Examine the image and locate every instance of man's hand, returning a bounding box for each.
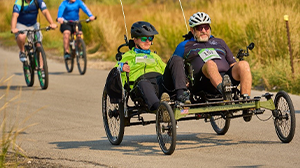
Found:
[11,28,19,34]
[89,16,95,21]
[57,18,64,24]
[50,23,57,29]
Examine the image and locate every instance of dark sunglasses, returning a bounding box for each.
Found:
[195,24,210,31]
[139,36,154,42]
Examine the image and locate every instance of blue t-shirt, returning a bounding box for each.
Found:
[57,0,93,21]
[13,0,47,26]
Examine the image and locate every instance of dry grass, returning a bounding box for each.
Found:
[0,71,41,167]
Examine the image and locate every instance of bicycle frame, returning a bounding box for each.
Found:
[23,27,49,72]
[17,26,51,89]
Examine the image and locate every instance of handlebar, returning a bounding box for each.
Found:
[56,16,97,24]
[11,26,53,34]
[236,42,255,61]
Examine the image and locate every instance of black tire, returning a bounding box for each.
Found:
[76,38,87,75]
[22,52,34,87]
[65,43,74,73]
[243,110,252,122]
[36,46,49,90]
[210,113,231,135]
[273,91,296,143]
[156,102,176,155]
[102,87,125,145]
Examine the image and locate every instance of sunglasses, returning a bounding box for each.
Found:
[139,36,154,42]
[195,24,210,31]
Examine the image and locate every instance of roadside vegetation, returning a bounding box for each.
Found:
[0,0,300,94]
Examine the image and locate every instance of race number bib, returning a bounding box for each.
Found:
[135,55,155,64]
[198,48,221,62]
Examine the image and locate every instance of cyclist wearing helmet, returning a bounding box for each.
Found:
[164,12,252,101]
[116,21,166,111]
[57,0,95,59]
[11,0,57,62]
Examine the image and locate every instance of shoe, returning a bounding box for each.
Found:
[177,91,191,104]
[64,53,71,60]
[222,75,232,101]
[241,94,250,100]
[19,52,27,62]
[160,92,170,102]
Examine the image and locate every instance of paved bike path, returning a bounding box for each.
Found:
[1,47,300,168]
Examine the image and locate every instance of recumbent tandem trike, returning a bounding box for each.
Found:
[102,37,296,155]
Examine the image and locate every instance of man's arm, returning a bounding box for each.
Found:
[11,12,19,33]
[41,9,57,29]
[79,1,95,20]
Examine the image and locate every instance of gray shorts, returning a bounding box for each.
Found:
[15,22,43,42]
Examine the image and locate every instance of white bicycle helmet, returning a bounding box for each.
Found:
[189,12,211,28]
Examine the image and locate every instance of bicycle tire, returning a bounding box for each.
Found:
[156,102,176,155]
[36,46,49,89]
[102,87,125,145]
[76,38,87,75]
[65,42,74,73]
[210,113,231,135]
[22,50,34,87]
[273,91,296,143]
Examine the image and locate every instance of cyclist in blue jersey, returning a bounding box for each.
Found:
[11,0,57,62]
[57,0,95,59]
[163,12,252,101]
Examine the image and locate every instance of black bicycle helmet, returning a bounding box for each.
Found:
[131,21,158,38]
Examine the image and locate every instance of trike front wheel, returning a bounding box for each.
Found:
[156,102,176,155]
[102,87,125,145]
[210,113,231,135]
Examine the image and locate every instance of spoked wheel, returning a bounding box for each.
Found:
[65,43,74,73]
[273,91,296,143]
[156,102,176,155]
[210,113,231,135]
[22,53,34,87]
[76,38,87,75]
[102,87,125,145]
[36,46,48,90]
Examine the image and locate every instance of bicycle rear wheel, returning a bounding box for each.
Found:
[36,46,49,89]
[273,91,295,143]
[76,38,87,75]
[65,43,74,73]
[22,52,34,87]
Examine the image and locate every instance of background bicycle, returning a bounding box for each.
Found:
[60,17,97,75]
[15,26,53,90]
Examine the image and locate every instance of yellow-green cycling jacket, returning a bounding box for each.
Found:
[115,47,166,88]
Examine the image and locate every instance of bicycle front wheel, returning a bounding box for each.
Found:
[36,46,49,89]
[65,43,74,73]
[76,38,87,75]
[23,54,34,87]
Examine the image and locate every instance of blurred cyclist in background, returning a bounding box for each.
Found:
[11,0,57,62]
[57,0,95,60]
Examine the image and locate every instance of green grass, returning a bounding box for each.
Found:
[1,0,300,94]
